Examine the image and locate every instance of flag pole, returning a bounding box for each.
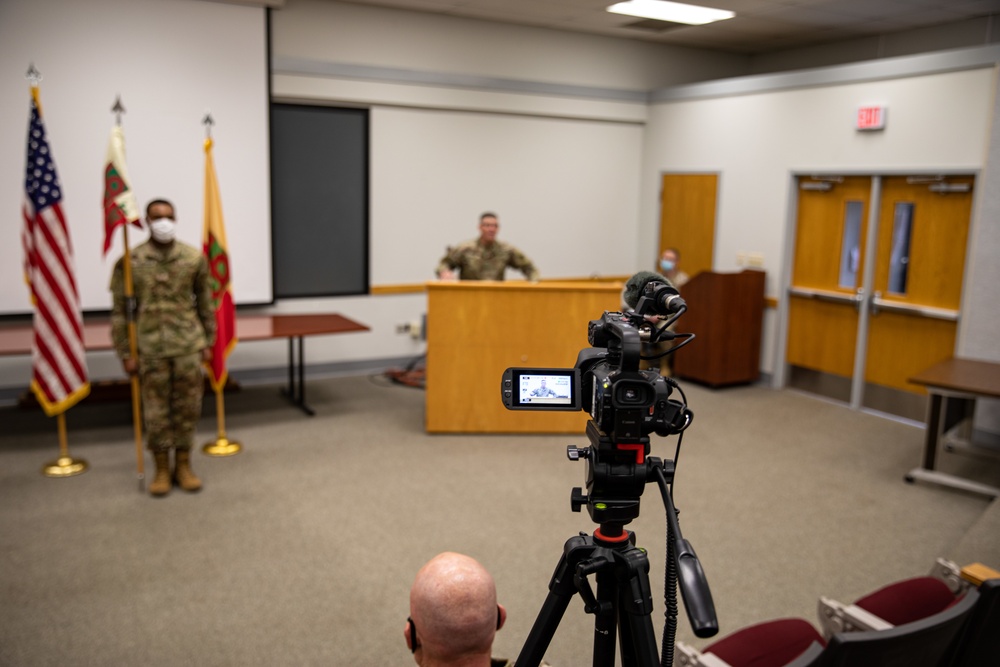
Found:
[201,113,241,457]
[42,412,88,477]
[24,65,89,478]
[113,96,146,491]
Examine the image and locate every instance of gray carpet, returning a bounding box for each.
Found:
[1,375,998,666]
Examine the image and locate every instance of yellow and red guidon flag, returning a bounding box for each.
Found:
[203,137,236,392]
[102,125,141,255]
[22,86,90,415]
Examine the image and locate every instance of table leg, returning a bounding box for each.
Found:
[922,392,943,470]
[906,391,999,498]
[280,336,315,416]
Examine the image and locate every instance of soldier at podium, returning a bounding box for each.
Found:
[435,212,539,281]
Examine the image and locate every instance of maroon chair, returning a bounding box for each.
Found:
[677,574,975,667]
[853,576,957,626]
[697,618,824,667]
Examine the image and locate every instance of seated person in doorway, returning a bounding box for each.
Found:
[658,247,689,289]
[436,212,539,281]
[621,247,690,375]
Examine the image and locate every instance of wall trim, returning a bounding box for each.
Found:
[272,56,651,104]
[651,43,1000,103]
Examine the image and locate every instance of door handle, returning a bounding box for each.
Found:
[789,286,857,305]
[868,294,959,321]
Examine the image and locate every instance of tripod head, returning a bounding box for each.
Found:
[568,421,651,528]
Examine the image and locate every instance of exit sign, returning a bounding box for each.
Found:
[857,105,886,131]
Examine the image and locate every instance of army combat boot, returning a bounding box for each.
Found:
[174,449,202,492]
[149,451,172,497]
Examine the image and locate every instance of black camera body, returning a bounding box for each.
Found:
[502,310,688,441]
[578,312,687,442]
[501,302,692,528]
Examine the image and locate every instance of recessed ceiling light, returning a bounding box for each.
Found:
[607,0,735,26]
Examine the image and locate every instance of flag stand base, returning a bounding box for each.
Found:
[42,456,88,478]
[203,437,241,457]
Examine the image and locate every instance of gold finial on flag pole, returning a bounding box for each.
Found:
[203,111,214,140]
[112,95,125,127]
[25,63,42,87]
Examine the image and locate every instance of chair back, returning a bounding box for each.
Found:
[948,578,1000,667]
[809,587,979,667]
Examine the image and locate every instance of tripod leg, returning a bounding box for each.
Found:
[592,569,619,667]
[618,604,659,667]
[617,548,660,667]
[515,589,573,667]
[516,535,593,667]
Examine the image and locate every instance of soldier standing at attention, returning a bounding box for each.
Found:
[110,199,216,497]
[435,212,539,281]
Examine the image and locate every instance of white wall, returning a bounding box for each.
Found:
[640,63,997,377]
[0,0,272,313]
[5,0,1000,399]
[255,0,749,381]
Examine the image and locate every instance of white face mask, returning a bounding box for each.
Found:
[149,217,176,243]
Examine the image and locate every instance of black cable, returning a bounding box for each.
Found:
[656,464,678,667]
[640,333,696,361]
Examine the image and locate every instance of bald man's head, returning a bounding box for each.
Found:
[407,552,506,664]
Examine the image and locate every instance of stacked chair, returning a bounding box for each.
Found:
[676,559,999,667]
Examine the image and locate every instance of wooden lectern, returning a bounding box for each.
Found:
[672,269,765,387]
[425,280,624,433]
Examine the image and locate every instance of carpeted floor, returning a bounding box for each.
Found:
[1,375,998,666]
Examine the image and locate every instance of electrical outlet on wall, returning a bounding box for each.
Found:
[748,252,764,267]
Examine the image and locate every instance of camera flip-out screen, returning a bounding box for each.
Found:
[501,368,581,411]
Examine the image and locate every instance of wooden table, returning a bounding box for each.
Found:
[0,313,369,416]
[907,357,1000,498]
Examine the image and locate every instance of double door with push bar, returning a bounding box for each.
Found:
[786,174,974,420]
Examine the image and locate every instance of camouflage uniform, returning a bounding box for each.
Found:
[436,239,539,281]
[110,240,216,453]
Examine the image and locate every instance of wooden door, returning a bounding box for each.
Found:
[659,174,717,278]
[862,176,973,416]
[785,174,974,419]
[786,176,872,401]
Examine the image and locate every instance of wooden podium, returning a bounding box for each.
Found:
[425,280,624,433]
[672,270,765,387]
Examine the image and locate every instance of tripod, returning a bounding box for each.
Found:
[514,434,717,667]
[515,522,661,667]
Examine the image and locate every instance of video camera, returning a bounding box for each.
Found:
[503,270,692,438]
[500,271,693,526]
[502,273,718,667]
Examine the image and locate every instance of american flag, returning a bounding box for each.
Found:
[22,90,90,416]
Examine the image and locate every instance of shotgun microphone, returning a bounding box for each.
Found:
[622,270,686,316]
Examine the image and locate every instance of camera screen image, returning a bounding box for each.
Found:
[518,373,573,406]
[501,367,581,411]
